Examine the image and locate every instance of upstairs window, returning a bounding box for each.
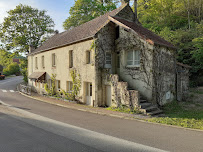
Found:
[52,53,56,67]
[42,56,45,69]
[35,57,38,69]
[69,50,73,68]
[105,52,112,65]
[86,51,91,64]
[127,50,140,67]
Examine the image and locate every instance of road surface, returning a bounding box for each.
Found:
[0,76,202,152]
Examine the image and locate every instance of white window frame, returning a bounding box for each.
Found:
[126,50,140,67]
[67,81,73,93]
[105,52,112,68]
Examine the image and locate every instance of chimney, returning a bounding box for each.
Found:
[54,30,59,35]
[29,45,35,54]
[121,0,130,5]
[134,0,138,22]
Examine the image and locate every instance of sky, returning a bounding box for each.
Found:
[0,0,75,32]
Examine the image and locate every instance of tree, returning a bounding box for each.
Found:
[0,4,55,54]
[0,48,12,67]
[63,0,118,30]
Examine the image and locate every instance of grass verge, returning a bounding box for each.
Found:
[106,106,142,115]
[147,101,203,130]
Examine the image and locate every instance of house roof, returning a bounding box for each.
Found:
[31,4,129,54]
[32,3,176,55]
[109,16,176,49]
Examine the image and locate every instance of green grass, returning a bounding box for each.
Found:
[106,106,142,114]
[147,101,203,130]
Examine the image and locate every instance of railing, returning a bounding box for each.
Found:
[18,84,32,96]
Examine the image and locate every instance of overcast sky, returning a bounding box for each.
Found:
[0,0,75,32]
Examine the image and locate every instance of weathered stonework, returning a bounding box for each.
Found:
[177,63,190,101]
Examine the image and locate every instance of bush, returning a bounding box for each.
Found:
[3,62,20,76]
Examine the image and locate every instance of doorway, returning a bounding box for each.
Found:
[106,85,111,107]
[86,82,92,105]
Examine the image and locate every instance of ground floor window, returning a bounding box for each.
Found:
[57,80,60,90]
[67,81,73,92]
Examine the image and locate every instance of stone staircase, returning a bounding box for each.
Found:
[110,74,164,117]
[139,97,165,117]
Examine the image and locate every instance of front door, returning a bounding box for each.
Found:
[106,85,111,107]
[86,82,92,105]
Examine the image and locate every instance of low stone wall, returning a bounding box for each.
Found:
[111,74,139,109]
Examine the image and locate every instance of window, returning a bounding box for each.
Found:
[67,81,73,92]
[127,50,140,67]
[52,53,56,67]
[105,52,111,65]
[48,79,52,88]
[69,50,73,68]
[42,56,45,68]
[86,51,91,64]
[115,26,120,39]
[35,57,38,69]
[57,80,60,90]
[41,83,45,88]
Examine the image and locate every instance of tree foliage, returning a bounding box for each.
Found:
[137,0,203,84]
[63,0,118,30]
[0,4,55,54]
[0,48,12,67]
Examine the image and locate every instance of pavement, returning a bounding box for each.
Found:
[0,76,203,152]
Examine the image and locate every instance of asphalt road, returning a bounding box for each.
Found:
[0,76,203,152]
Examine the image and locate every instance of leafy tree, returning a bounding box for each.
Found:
[137,0,203,84]
[0,48,12,67]
[19,58,28,83]
[0,4,55,54]
[63,0,118,30]
[3,62,20,76]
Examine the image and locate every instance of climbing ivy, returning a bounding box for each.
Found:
[44,74,56,96]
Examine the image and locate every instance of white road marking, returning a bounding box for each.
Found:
[10,90,15,92]
[2,90,7,92]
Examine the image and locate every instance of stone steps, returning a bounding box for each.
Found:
[139,97,164,117]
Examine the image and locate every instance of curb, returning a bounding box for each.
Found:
[16,91,203,132]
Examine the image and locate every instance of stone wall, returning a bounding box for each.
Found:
[177,63,190,101]
[109,74,139,108]
[152,46,176,105]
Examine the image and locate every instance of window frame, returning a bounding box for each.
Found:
[42,55,45,69]
[35,57,38,69]
[52,53,56,67]
[126,50,140,68]
[86,51,91,64]
[69,50,73,68]
[67,81,73,93]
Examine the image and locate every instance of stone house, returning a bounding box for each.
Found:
[28,2,190,112]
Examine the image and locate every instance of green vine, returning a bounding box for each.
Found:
[62,69,81,101]
[45,74,57,96]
